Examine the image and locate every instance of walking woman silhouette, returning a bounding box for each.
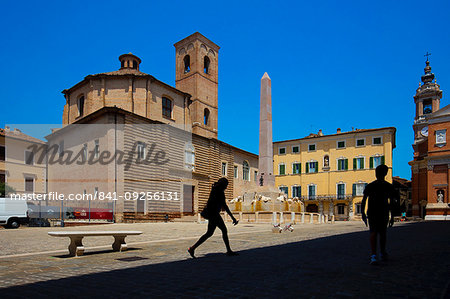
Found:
[188,178,239,258]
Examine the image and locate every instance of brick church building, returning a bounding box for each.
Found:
[46,33,258,222]
[410,58,450,220]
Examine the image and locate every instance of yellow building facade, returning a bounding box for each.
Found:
[273,127,396,220]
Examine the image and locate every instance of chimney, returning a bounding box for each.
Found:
[14,128,21,133]
[4,126,10,132]
[318,129,323,136]
[337,128,341,134]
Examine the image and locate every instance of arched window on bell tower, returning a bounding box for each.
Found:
[423,99,432,114]
[184,55,190,73]
[204,56,210,74]
[204,108,210,125]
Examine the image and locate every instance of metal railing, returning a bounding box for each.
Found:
[298,194,354,201]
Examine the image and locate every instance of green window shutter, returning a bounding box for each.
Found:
[300,163,302,174]
[353,158,357,170]
[305,162,309,173]
[352,184,356,196]
[345,159,348,170]
[381,155,385,165]
[370,157,374,169]
[292,164,295,174]
[315,162,318,173]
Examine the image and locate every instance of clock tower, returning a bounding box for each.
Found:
[409,56,450,219]
[413,58,442,145]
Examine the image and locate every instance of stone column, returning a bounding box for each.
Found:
[272,212,277,225]
[348,199,354,219]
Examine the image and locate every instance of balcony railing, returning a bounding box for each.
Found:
[298,194,354,201]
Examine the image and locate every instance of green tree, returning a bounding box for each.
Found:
[0,183,16,197]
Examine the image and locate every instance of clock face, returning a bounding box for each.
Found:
[437,132,445,143]
[421,126,429,137]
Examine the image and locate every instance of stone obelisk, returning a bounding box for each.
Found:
[258,72,275,189]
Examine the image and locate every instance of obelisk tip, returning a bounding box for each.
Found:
[262,72,271,80]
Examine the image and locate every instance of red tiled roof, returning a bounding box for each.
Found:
[89,68,149,77]
[0,128,45,144]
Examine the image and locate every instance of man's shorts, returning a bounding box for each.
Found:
[368,218,389,233]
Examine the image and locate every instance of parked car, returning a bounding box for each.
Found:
[0,197,29,228]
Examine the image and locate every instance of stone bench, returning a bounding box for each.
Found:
[48,231,142,257]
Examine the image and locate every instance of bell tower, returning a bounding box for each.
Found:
[413,56,442,144]
[174,32,220,139]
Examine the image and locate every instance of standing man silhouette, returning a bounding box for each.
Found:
[361,164,399,265]
[188,178,238,258]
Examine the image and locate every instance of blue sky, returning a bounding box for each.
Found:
[1,0,450,180]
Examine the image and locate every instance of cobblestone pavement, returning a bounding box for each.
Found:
[0,220,449,298]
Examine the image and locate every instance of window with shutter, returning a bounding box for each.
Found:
[308,185,316,200]
[162,97,173,118]
[337,159,347,171]
[373,156,382,168]
[353,183,366,196]
[279,164,285,175]
[279,186,288,195]
[25,177,34,192]
[243,161,250,180]
[337,184,345,199]
[292,163,301,174]
[355,157,364,170]
[292,186,301,198]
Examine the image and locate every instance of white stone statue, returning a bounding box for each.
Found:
[229,196,243,203]
[276,194,286,202]
[437,191,444,203]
